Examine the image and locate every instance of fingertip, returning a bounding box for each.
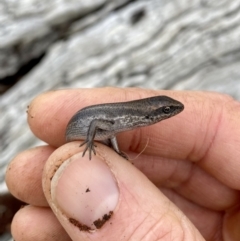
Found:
[42,142,201,240]
[6,146,54,206]
[12,206,71,241]
[28,91,70,147]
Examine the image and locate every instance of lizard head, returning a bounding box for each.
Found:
[145,95,184,122]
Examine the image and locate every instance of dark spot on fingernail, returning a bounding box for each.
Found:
[93,211,113,229]
[69,218,92,231]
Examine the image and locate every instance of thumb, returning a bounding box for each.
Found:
[43,142,204,241]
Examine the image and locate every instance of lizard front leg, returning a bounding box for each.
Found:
[80,119,114,160]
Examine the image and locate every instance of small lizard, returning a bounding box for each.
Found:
[65,95,184,160]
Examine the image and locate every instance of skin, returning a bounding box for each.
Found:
[5,87,240,241]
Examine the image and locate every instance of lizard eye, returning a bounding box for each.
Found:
[163,106,171,114]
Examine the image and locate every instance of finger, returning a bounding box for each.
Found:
[161,188,222,239]
[6,146,55,206]
[28,88,240,191]
[133,155,240,211]
[27,87,183,148]
[42,142,205,241]
[11,205,71,241]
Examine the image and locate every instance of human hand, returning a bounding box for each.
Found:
[6,88,240,240]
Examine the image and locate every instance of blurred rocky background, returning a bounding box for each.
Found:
[1,0,240,240]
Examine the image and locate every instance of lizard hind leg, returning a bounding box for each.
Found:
[110,136,129,160]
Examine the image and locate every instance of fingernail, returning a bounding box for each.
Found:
[50,152,119,230]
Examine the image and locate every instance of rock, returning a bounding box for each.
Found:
[0,0,126,79]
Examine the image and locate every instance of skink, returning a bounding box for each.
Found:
[65,95,184,160]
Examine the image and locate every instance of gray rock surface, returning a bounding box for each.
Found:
[1,0,240,239]
[0,0,127,79]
